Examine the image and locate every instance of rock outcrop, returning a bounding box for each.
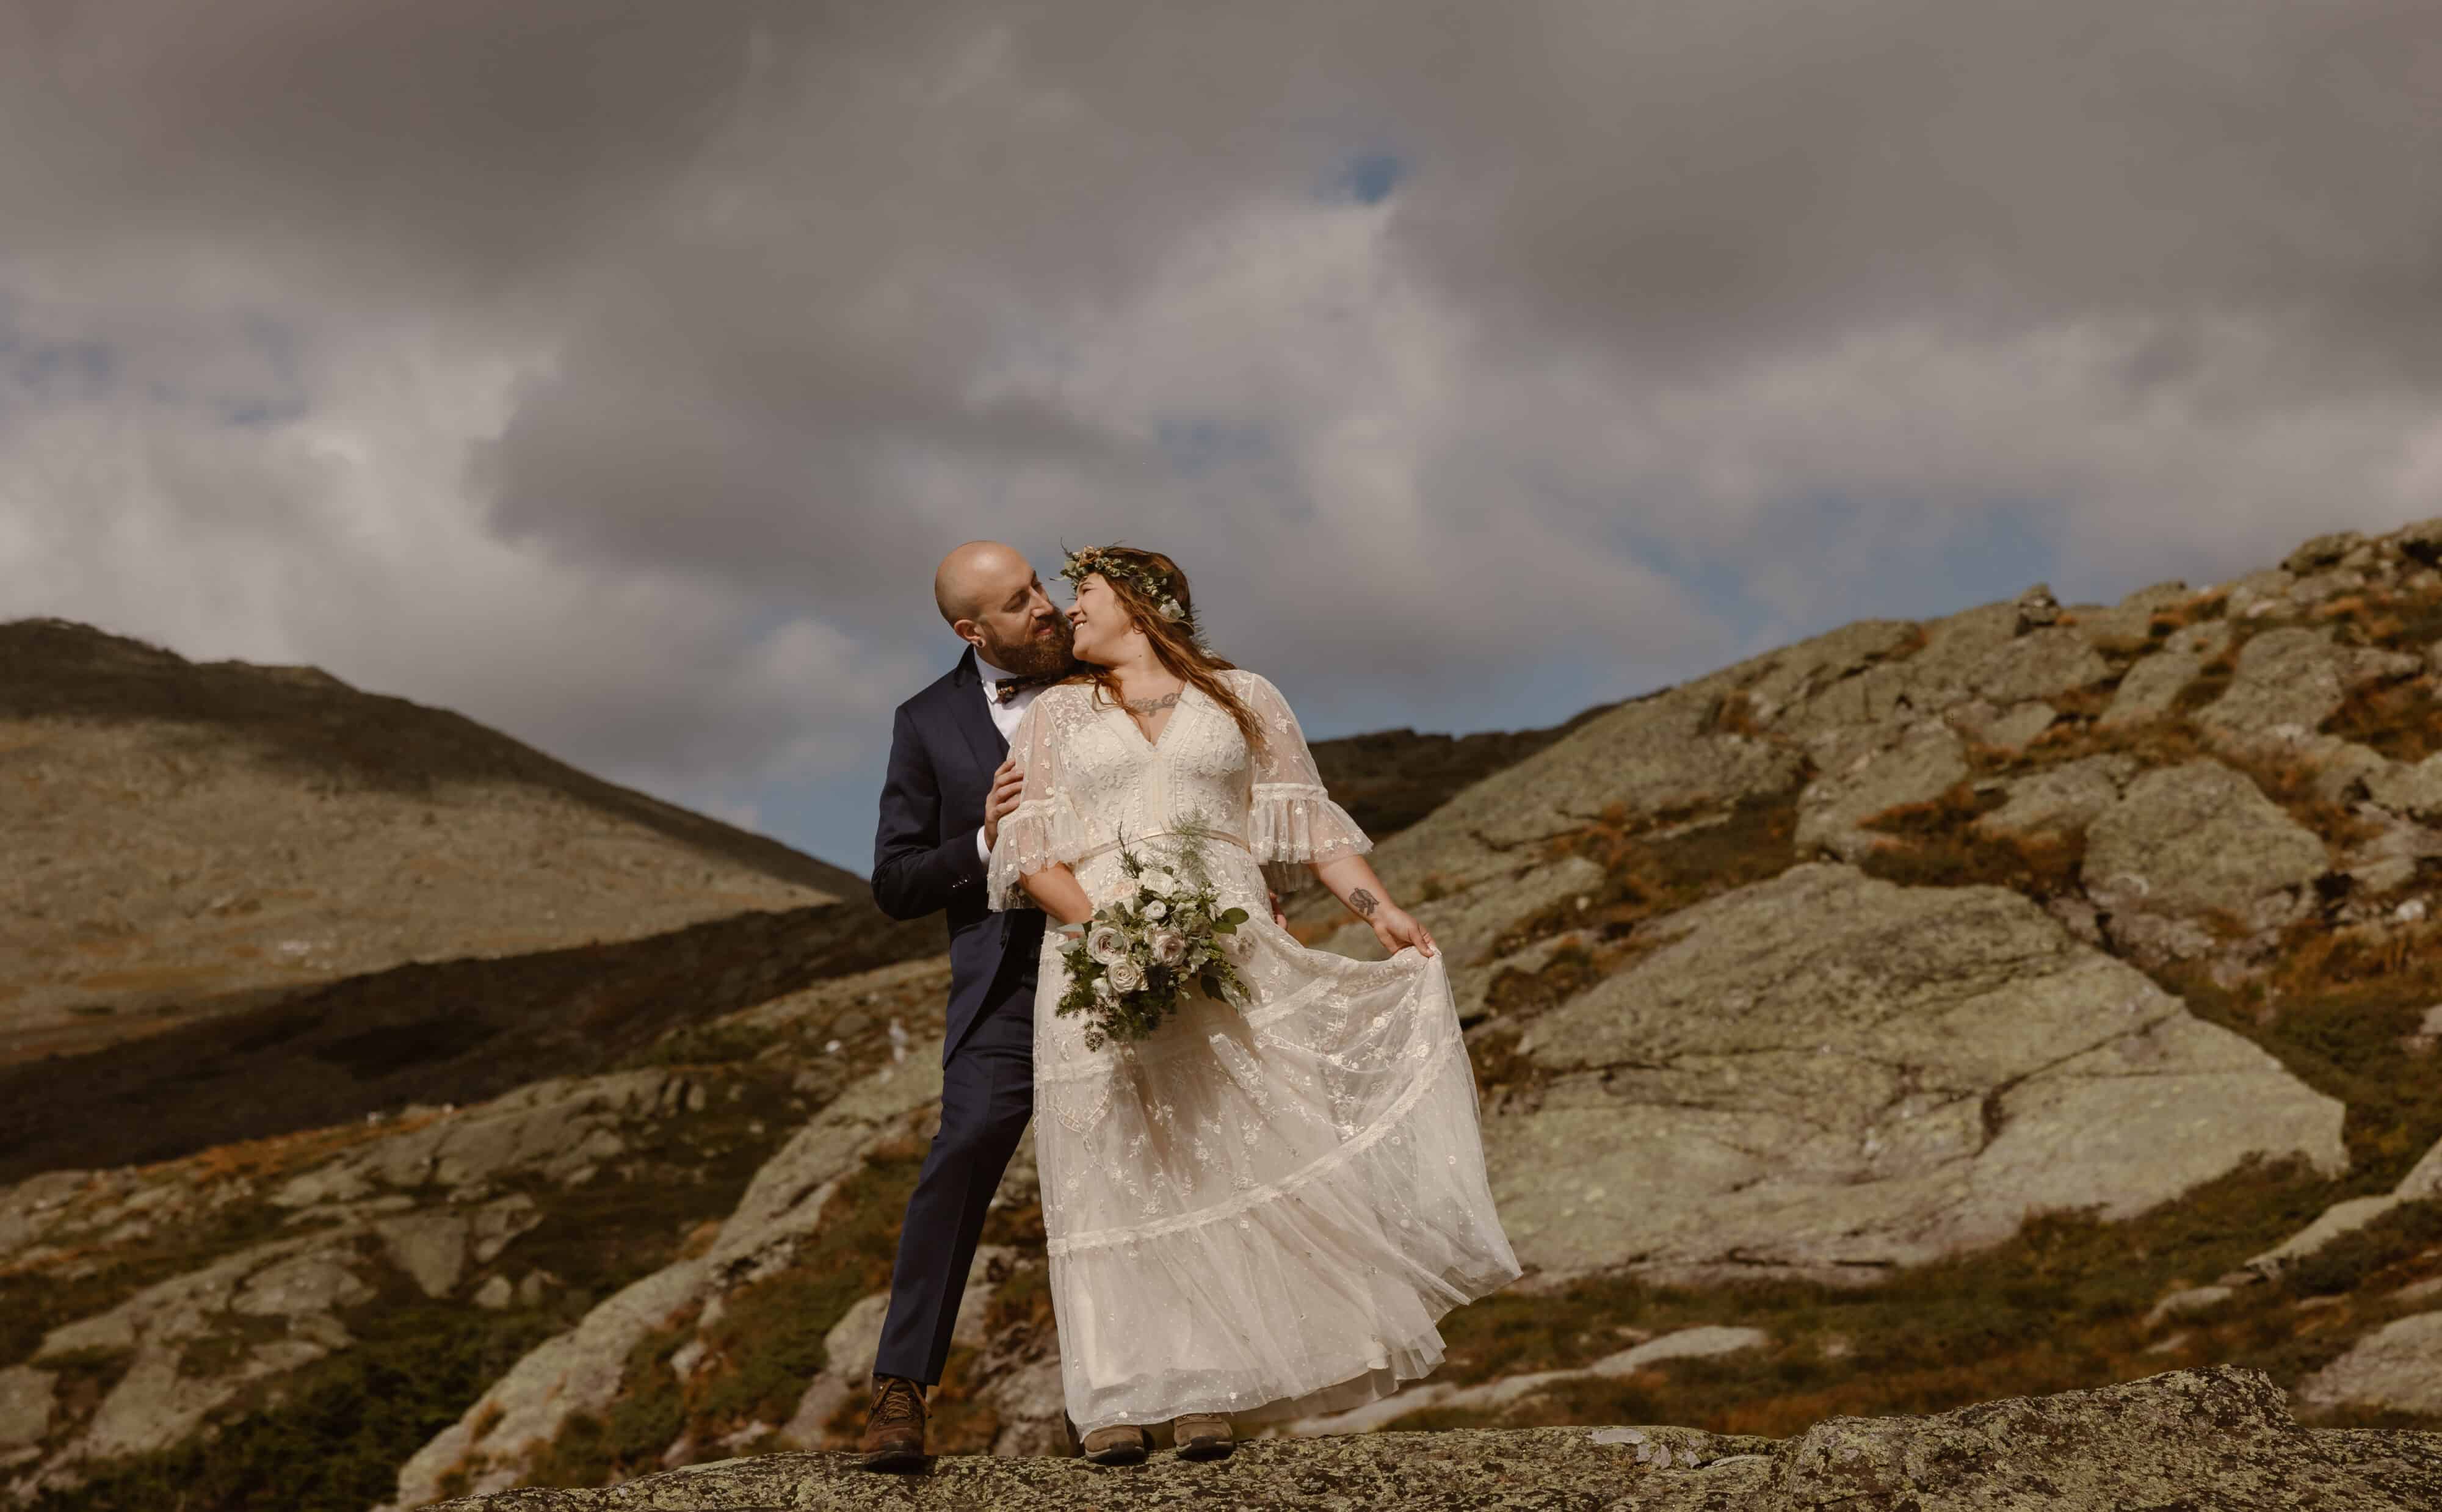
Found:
[2081,758,2332,968]
[2192,626,2420,742]
[2097,620,2230,727]
[31,1231,375,1468]
[2367,753,2442,822]
[1795,718,1968,862]
[0,1045,838,1502]
[1484,864,2346,1280]
[1311,853,1608,1024]
[382,983,1068,1508]
[1287,1325,1772,1435]
[1972,752,2137,837]
[2302,1312,2442,1417]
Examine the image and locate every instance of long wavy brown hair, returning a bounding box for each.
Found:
[1066,546,1267,756]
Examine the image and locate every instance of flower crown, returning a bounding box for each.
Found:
[1060,546,1194,632]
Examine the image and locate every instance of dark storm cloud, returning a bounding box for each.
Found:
[1383,4,2442,378]
[0,1,824,313]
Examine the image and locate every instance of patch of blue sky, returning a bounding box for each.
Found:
[216,396,310,429]
[767,768,896,880]
[241,308,305,393]
[1609,523,1763,635]
[1325,151,1405,206]
[0,288,115,405]
[1610,493,2067,653]
[142,376,308,429]
[1932,502,2063,609]
[207,311,311,430]
[6,337,114,402]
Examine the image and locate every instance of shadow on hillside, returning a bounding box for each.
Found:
[1306,701,1619,838]
[0,898,941,1185]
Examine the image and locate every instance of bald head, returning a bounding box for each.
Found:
[935,540,1031,624]
[933,540,1074,675]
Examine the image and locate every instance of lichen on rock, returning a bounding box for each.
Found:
[411,1366,2442,1510]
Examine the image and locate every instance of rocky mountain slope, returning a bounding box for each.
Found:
[8,518,2442,1510]
[0,618,875,1065]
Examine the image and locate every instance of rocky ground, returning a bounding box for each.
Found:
[8,519,2442,1509]
[421,1366,2442,1511]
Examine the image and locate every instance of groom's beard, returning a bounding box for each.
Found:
[984,613,1075,676]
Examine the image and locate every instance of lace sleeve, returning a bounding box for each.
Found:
[986,691,1092,911]
[1238,671,1371,893]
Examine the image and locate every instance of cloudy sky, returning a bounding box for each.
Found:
[4,2,2437,872]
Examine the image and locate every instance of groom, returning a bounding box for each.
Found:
[858,540,1073,1470]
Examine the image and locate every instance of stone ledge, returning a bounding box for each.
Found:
[426,1366,2442,1511]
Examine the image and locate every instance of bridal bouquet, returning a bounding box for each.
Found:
[1054,817,1253,1051]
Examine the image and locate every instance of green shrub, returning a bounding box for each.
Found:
[2282,1198,2442,1300]
[693,1150,923,1427]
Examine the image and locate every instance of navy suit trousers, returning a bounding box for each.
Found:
[871,965,1035,1386]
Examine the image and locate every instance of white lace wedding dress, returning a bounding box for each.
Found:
[987,668,1520,1434]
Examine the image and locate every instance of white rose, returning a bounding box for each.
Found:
[1086,924,1129,966]
[1140,870,1179,897]
[1142,899,1168,922]
[1106,958,1147,993]
[1150,930,1188,966]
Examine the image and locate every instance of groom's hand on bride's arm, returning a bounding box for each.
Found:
[982,755,1023,848]
[1018,862,1096,928]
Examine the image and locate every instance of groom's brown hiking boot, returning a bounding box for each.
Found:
[859,1374,927,1471]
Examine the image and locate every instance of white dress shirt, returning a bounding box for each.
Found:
[975,651,1047,864]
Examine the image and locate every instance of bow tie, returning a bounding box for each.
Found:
[991,668,1069,704]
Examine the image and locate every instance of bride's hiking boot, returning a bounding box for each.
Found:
[859,1374,927,1471]
[1080,1423,1150,1466]
[1173,1412,1234,1460]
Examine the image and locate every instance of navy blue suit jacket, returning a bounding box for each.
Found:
[871,646,1045,1064]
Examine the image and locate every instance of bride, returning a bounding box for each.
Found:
[987,544,1521,1464]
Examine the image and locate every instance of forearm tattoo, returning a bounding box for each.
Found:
[1348,888,1379,918]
